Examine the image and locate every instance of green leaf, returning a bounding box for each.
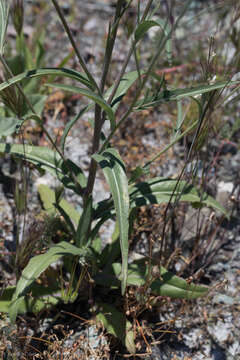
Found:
[0,67,94,91]
[46,83,116,131]
[6,54,25,76]
[95,262,208,300]
[60,105,89,152]
[129,165,150,184]
[63,70,146,126]
[135,80,240,110]
[124,262,208,297]
[9,241,91,322]
[35,38,46,68]
[135,19,172,63]
[55,202,76,235]
[20,94,47,117]
[93,148,129,295]
[129,177,229,218]
[0,117,23,136]
[0,285,60,314]
[96,303,135,354]
[91,236,102,255]
[93,177,229,221]
[99,220,121,270]
[75,196,92,247]
[38,184,80,226]
[104,70,145,112]
[0,143,87,193]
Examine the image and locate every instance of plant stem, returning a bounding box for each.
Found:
[106,0,154,106]
[100,0,124,93]
[84,104,102,204]
[83,0,152,181]
[51,0,100,94]
[100,0,192,151]
[84,0,126,203]
[144,120,199,168]
[158,90,217,266]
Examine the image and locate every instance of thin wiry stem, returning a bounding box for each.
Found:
[106,0,154,107]
[101,0,192,152]
[51,0,100,94]
[158,90,218,267]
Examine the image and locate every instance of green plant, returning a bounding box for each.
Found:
[0,1,47,127]
[0,0,238,354]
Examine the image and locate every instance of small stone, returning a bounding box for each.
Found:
[217,181,234,193]
[208,321,233,343]
[83,17,99,33]
[212,294,235,306]
[228,341,240,357]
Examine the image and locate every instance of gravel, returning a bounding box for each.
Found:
[1,1,240,359]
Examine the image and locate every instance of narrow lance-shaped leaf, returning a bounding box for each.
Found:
[94,262,208,300]
[57,69,146,134]
[104,70,145,112]
[135,80,240,110]
[46,83,116,131]
[0,143,87,193]
[60,105,89,152]
[121,262,208,299]
[93,148,129,295]
[75,195,93,247]
[38,184,80,227]
[129,177,229,218]
[0,117,23,137]
[0,285,60,314]
[9,241,91,322]
[135,19,172,63]
[96,303,135,354]
[93,177,229,221]
[0,67,94,91]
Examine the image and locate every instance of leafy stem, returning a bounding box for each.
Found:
[101,0,192,152]
[84,0,127,204]
[106,0,154,107]
[51,0,100,94]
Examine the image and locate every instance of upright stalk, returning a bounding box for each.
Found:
[100,0,192,152]
[83,0,126,203]
[106,0,154,106]
[84,0,155,204]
